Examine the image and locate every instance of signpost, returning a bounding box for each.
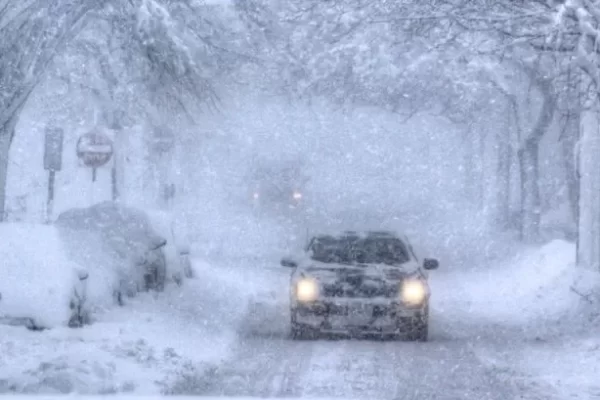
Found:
[43,127,64,223]
[76,129,114,182]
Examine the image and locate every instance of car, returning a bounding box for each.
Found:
[281,230,439,341]
[0,202,192,330]
[247,160,309,217]
[0,223,95,330]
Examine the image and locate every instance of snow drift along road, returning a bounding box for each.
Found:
[433,239,600,339]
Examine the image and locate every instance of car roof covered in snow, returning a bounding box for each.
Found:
[55,201,167,258]
[308,230,408,243]
[304,230,414,253]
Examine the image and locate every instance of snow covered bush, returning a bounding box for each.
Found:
[144,209,193,282]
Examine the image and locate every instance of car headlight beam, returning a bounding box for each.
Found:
[295,278,319,302]
[401,279,427,306]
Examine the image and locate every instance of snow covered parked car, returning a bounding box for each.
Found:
[55,202,193,300]
[281,230,439,341]
[0,202,192,330]
[0,224,93,330]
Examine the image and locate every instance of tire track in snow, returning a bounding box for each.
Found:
[173,331,563,399]
[173,334,314,397]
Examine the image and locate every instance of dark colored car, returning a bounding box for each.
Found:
[281,230,439,341]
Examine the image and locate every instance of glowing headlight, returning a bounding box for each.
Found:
[253,192,260,200]
[292,191,302,200]
[295,278,319,302]
[401,279,427,306]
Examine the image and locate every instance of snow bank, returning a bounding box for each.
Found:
[439,240,600,398]
[0,224,83,328]
[0,259,238,395]
[434,239,600,329]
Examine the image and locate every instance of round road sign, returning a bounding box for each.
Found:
[76,129,114,168]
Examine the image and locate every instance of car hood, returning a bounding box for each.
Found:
[297,261,423,298]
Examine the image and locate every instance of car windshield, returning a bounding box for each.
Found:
[308,235,410,265]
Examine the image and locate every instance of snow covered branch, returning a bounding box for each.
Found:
[0,0,103,136]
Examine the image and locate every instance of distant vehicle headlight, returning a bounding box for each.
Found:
[292,191,302,200]
[253,192,260,200]
[401,279,427,306]
[295,278,319,302]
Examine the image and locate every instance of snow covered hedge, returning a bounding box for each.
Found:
[0,202,192,329]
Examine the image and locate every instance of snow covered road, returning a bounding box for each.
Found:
[167,240,598,400]
[1,240,598,399]
[169,318,556,399]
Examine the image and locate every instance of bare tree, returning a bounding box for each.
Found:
[0,0,107,220]
[0,0,233,217]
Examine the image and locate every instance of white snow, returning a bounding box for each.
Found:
[0,223,83,328]
[433,239,600,399]
[2,220,599,397]
[435,239,598,327]
[145,208,191,280]
[0,259,240,395]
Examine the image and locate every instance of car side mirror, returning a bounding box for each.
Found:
[280,258,298,268]
[423,258,439,270]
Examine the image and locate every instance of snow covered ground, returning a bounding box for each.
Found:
[0,223,86,328]
[433,239,600,399]
[1,234,599,398]
[0,259,245,395]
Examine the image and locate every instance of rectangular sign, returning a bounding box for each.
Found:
[43,126,64,171]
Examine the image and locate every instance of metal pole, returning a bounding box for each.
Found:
[111,130,119,202]
[46,170,55,224]
[111,163,118,201]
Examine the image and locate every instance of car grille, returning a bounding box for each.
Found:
[321,282,399,298]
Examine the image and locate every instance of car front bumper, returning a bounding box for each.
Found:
[292,299,427,335]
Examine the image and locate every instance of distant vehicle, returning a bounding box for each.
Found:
[281,230,439,341]
[248,160,309,216]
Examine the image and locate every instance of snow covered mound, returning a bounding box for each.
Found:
[0,224,83,328]
[144,208,192,280]
[0,280,236,395]
[435,239,600,329]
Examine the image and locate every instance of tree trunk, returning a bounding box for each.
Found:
[560,106,580,240]
[496,113,512,229]
[517,138,542,241]
[516,72,556,242]
[477,126,486,211]
[578,104,600,270]
[462,126,477,201]
[0,114,19,222]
